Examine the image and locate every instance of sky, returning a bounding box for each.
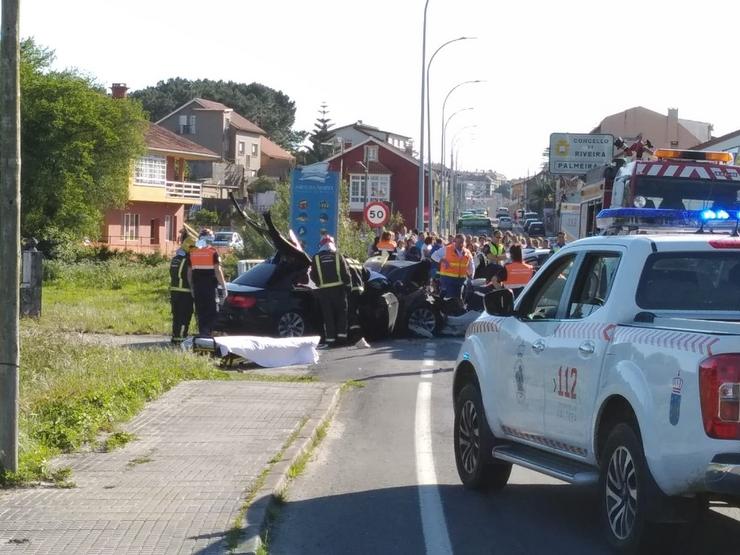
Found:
[18,0,740,179]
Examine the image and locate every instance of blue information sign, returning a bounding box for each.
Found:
[290,163,340,256]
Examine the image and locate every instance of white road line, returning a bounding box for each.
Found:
[415,381,453,555]
[423,359,435,366]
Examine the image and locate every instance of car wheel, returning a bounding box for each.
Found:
[406,305,439,337]
[276,311,307,338]
[454,383,511,491]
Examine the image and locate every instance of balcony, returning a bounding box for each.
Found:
[166,180,201,200]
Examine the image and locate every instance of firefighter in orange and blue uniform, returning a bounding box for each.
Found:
[187,229,228,336]
[432,233,474,299]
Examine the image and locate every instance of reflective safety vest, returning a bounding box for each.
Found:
[438,244,472,279]
[504,261,534,287]
[189,246,218,270]
[313,252,344,288]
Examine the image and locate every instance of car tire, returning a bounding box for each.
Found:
[454,383,511,491]
[405,305,440,338]
[276,311,307,338]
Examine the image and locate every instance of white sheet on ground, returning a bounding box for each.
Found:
[213,335,321,368]
[440,311,482,336]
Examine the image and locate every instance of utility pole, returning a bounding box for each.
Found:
[0,0,21,473]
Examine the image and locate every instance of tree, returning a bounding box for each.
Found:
[130,78,307,149]
[306,103,334,163]
[19,39,147,242]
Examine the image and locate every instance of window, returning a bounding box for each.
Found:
[164,215,177,242]
[178,114,196,134]
[566,253,621,319]
[365,145,379,162]
[251,143,259,156]
[123,213,140,240]
[150,219,160,245]
[238,141,245,155]
[134,155,166,186]
[637,252,740,312]
[520,255,576,320]
[349,174,390,209]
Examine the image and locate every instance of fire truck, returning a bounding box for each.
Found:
[567,149,740,238]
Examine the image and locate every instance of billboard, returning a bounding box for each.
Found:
[549,133,613,175]
[290,162,340,256]
[559,202,581,240]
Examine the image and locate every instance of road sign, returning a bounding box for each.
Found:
[549,133,614,175]
[364,201,390,228]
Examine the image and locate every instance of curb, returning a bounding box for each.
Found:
[233,383,341,555]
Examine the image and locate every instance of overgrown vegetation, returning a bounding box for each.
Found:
[0,326,236,487]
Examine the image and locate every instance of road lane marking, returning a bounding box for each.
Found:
[415,381,453,555]
[423,359,435,366]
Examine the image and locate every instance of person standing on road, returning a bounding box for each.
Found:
[489,231,507,265]
[169,233,195,344]
[432,233,474,299]
[187,228,228,337]
[310,235,351,348]
[345,256,369,340]
[551,231,567,253]
[501,244,534,290]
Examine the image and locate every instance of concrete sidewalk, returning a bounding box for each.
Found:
[0,380,337,554]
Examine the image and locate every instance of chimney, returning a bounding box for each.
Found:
[111,83,128,99]
[667,107,679,148]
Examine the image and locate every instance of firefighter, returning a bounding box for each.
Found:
[309,235,351,348]
[187,228,227,336]
[432,233,474,300]
[501,244,534,290]
[345,257,369,340]
[169,233,195,344]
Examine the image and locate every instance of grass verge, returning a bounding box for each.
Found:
[0,324,237,487]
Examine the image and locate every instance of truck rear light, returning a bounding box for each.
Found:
[699,354,740,440]
[227,295,257,309]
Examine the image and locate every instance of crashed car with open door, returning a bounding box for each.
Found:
[216,196,398,339]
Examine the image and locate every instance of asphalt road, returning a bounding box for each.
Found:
[268,338,740,555]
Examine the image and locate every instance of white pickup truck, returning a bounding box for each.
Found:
[453,234,740,552]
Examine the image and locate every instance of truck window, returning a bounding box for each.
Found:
[566,252,621,319]
[519,255,576,320]
[637,252,740,311]
[634,177,740,211]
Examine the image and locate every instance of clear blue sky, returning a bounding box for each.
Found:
[19,0,740,178]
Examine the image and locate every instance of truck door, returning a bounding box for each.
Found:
[497,254,578,443]
[543,250,622,458]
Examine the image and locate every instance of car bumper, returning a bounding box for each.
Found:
[705,454,740,496]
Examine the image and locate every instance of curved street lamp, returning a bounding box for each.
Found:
[425,36,475,233]
[443,125,477,232]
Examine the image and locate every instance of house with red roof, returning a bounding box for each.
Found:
[101,122,219,255]
[324,137,431,228]
[260,136,295,180]
[156,98,267,197]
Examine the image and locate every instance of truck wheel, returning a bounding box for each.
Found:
[600,422,666,552]
[454,383,511,491]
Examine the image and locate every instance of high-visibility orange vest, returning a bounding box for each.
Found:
[504,261,533,287]
[189,246,217,270]
[438,244,472,279]
[376,240,397,251]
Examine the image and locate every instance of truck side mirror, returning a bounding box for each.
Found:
[483,289,515,316]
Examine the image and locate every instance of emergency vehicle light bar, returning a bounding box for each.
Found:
[654,149,734,163]
[596,208,740,231]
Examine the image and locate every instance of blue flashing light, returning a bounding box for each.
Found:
[701,209,717,221]
[717,210,731,220]
[597,208,739,222]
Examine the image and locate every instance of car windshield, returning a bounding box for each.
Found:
[232,262,275,288]
[214,233,233,242]
[636,251,740,312]
[634,176,740,211]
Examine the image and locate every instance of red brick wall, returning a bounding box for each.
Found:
[327,140,429,229]
[103,202,185,255]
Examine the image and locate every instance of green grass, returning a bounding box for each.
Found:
[39,259,171,334]
[100,431,137,452]
[0,325,237,487]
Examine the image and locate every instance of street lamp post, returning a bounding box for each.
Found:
[442,124,477,233]
[425,36,474,234]
[417,0,430,232]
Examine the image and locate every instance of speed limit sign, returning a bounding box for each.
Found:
[364,201,390,228]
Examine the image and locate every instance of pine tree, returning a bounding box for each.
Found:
[308,103,334,162]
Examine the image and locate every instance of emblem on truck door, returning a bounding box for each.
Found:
[515,342,526,402]
[669,371,683,426]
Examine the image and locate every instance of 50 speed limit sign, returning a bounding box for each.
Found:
[364,201,390,228]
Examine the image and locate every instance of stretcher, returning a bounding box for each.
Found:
[184,335,321,368]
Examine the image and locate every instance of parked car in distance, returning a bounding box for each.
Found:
[212,231,244,251]
[497,216,513,230]
[526,222,546,237]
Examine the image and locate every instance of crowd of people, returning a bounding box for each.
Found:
[367,226,567,299]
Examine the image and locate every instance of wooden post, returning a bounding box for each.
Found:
[0,0,21,473]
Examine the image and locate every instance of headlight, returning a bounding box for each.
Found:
[633,195,647,208]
